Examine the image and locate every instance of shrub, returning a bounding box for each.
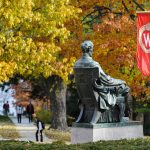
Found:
[135,108,150,113]
[144,124,150,135]
[36,109,51,124]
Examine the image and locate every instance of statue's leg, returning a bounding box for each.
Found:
[90,107,101,124]
[118,102,125,121]
[125,93,133,119]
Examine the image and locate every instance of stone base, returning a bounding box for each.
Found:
[71,121,143,144]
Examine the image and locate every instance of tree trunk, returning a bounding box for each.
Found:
[49,76,68,130]
[32,75,68,131]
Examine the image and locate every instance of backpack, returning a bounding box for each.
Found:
[41,122,45,130]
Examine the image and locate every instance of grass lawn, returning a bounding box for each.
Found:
[0,137,150,150]
[44,126,70,142]
[0,115,20,139]
[0,115,150,149]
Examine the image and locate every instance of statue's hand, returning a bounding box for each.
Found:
[115,84,124,95]
[114,86,120,95]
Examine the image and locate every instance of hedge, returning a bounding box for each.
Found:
[0,138,150,150]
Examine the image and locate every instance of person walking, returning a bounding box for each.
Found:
[16,104,23,123]
[26,101,34,123]
[35,116,45,142]
[3,101,9,116]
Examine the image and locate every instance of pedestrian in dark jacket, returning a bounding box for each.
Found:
[35,116,45,142]
[3,101,9,116]
[26,101,34,123]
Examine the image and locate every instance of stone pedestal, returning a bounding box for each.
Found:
[71,121,143,144]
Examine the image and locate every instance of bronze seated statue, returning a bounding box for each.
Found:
[73,41,131,123]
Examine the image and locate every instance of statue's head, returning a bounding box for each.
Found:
[81,40,94,57]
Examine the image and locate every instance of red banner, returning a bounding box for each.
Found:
[136,12,150,76]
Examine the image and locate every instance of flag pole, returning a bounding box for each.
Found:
[137,11,150,14]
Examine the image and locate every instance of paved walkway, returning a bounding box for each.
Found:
[9,116,53,143]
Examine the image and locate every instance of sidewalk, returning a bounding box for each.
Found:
[9,116,53,143]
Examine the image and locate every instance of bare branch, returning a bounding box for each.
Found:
[122,0,130,13]
[132,0,145,11]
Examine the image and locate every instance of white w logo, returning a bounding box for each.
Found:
[143,33,150,47]
[139,23,150,53]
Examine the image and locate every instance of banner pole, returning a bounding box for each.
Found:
[137,11,150,14]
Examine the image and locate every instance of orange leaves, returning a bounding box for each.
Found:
[12,81,32,102]
[93,24,100,32]
[60,0,150,102]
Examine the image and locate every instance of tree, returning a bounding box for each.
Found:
[0,0,81,130]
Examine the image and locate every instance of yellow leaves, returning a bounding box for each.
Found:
[0,0,33,28]
[63,58,67,63]
[44,56,76,83]
[0,0,81,83]
[0,34,6,44]
[0,61,16,83]
[0,48,4,56]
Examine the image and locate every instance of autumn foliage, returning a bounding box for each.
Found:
[61,0,150,104]
[0,0,150,105]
